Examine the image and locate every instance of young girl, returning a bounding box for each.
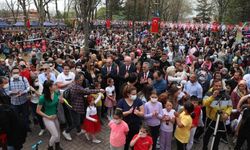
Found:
[82,94,102,143]
[160,100,175,150]
[144,90,163,150]
[130,124,153,150]
[105,78,116,120]
[174,101,194,150]
[109,109,129,150]
[92,82,105,124]
[186,96,201,150]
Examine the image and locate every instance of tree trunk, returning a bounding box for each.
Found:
[46,3,51,21]
[55,0,59,18]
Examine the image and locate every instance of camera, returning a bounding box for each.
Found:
[218,89,226,99]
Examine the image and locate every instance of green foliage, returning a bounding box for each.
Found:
[195,0,212,23]
[97,7,106,19]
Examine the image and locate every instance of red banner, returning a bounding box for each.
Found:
[106,19,111,29]
[151,17,160,33]
[211,22,219,32]
[26,19,30,29]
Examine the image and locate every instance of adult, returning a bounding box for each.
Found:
[152,71,167,95]
[56,64,75,92]
[202,80,233,150]
[62,73,104,141]
[138,62,153,90]
[183,73,203,99]
[0,76,10,105]
[118,56,136,83]
[6,67,30,132]
[38,64,57,85]
[36,80,63,150]
[117,85,144,150]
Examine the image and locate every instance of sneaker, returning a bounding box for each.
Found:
[76,129,86,136]
[38,129,45,136]
[221,138,228,144]
[85,133,90,141]
[92,139,101,143]
[62,131,72,141]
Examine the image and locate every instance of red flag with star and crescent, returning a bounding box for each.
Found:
[151,17,160,33]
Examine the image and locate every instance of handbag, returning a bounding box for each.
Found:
[57,102,66,124]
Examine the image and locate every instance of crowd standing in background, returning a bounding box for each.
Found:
[0,24,250,150]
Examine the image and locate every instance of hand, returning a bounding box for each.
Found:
[174,112,179,118]
[128,107,134,114]
[59,95,64,103]
[222,113,229,121]
[93,119,98,123]
[125,72,129,78]
[134,109,140,116]
[153,111,158,117]
[48,115,57,120]
[212,90,220,98]
[100,89,105,93]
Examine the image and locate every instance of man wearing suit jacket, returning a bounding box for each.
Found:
[118,56,136,80]
[101,57,118,87]
[138,62,153,91]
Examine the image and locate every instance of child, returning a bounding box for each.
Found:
[105,78,116,120]
[109,109,129,150]
[174,101,194,150]
[92,82,105,124]
[160,100,175,150]
[130,124,153,150]
[186,96,201,150]
[82,94,102,143]
[144,90,163,150]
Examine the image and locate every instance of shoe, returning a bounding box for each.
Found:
[221,138,228,144]
[62,131,72,141]
[55,142,63,150]
[92,139,101,143]
[76,129,86,136]
[38,129,45,136]
[85,133,90,141]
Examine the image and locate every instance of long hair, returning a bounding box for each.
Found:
[43,80,53,101]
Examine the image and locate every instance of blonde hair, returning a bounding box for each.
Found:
[166,66,176,76]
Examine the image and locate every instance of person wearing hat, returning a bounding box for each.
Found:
[186,96,201,150]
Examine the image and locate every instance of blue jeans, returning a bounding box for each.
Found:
[11,101,30,131]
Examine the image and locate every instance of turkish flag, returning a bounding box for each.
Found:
[211,22,219,32]
[129,21,133,28]
[106,19,111,29]
[151,17,160,33]
[26,19,30,29]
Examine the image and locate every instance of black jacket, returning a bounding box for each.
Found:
[0,105,27,149]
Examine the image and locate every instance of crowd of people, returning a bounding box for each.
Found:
[0,24,250,150]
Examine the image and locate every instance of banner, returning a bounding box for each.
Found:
[151,17,160,33]
[211,22,219,32]
[106,19,111,29]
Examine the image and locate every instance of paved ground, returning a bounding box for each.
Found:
[23,119,234,150]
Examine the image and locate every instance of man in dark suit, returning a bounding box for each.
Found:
[138,62,153,91]
[101,57,118,87]
[118,56,136,81]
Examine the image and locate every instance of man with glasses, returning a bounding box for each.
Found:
[38,64,56,85]
[6,67,31,131]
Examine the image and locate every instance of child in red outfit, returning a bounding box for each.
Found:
[82,94,102,143]
[130,124,153,150]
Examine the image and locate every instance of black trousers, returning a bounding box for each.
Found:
[234,127,250,150]
[202,118,225,150]
[124,125,140,150]
[66,109,84,133]
[176,139,187,150]
[149,125,160,150]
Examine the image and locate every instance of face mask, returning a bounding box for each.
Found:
[76,68,81,72]
[151,98,158,103]
[13,74,19,79]
[130,95,137,101]
[114,119,121,124]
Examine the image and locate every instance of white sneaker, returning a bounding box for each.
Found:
[62,130,72,141]
[76,129,86,136]
[92,139,101,144]
[38,129,45,136]
[85,133,90,141]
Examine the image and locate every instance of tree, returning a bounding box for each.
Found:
[195,0,213,23]
[5,0,20,22]
[213,0,230,22]
[18,0,31,28]
[33,0,53,26]
[74,0,101,53]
